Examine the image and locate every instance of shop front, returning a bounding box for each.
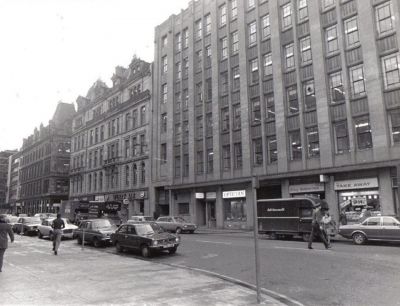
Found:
[223,190,247,229]
[289,183,325,199]
[195,192,216,228]
[112,190,148,219]
[335,178,381,224]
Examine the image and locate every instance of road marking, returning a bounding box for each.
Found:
[274,246,331,252]
[196,240,232,245]
[202,253,219,259]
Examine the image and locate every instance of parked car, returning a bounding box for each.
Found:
[5,215,19,227]
[34,213,57,221]
[111,222,180,257]
[73,219,117,247]
[13,217,42,235]
[38,218,78,240]
[127,216,155,223]
[339,216,400,245]
[156,216,197,234]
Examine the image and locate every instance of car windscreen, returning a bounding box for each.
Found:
[150,222,164,232]
[175,217,187,223]
[26,217,41,224]
[135,224,155,236]
[92,219,112,229]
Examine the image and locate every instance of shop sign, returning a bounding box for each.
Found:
[334,178,378,190]
[195,193,204,199]
[289,183,325,194]
[95,195,105,202]
[113,191,148,201]
[223,190,246,198]
[123,199,129,205]
[206,192,216,199]
[53,203,61,207]
[351,197,367,206]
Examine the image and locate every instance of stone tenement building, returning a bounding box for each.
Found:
[151,0,400,229]
[5,151,21,214]
[19,102,75,215]
[69,57,152,220]
[0,150,18,212]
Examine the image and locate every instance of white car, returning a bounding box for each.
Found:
[127,216,155,223]
[38,218,78,240]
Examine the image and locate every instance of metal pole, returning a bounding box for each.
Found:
[81,228,85,251]
[252,176,261,304]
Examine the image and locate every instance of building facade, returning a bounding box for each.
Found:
[152,0,400,229]
[5,151,21,214]
[0,150,18,212]
[69,57,152,221]
[19,103,75,215]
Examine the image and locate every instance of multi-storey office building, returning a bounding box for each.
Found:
[19,103,75,215]
[0,150,18,212]
[5,151,21,214]
[152,0,400,229]
[69,57,152,220]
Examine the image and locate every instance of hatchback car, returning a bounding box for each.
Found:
[156,216,197,234]
[13,217,42,235]
[339,216,400,245]
[73,219,117,247]
[111,222,180,257]
[38,218,78,240]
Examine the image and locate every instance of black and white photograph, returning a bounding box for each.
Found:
[1,0,400,305]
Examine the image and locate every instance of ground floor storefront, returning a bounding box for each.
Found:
[13,196,68,216]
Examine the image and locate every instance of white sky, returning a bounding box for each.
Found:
[0,0,189,151]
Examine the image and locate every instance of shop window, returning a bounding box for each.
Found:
[224,200,246,221]
[178,203,190,215]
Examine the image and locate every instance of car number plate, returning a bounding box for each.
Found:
[164,244,174,248]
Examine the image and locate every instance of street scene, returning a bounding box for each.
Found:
[1,0,400,305]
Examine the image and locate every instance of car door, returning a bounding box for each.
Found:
[116,225,128,247]
[126,225,140,249]
[381,217,400,241]
[362,217,383,239]
[157,217,168,230]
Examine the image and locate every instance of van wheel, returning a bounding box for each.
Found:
[302,233,311,242]
[352,233,366,245]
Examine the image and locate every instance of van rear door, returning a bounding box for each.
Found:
[298,200,314,233]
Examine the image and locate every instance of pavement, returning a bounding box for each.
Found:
[0,236,287,306]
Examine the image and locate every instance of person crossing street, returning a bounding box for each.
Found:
[308,205,330,250]
[51,214,65,255]
[0,215,14,272]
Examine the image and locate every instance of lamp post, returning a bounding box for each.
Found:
[252,176,261,304]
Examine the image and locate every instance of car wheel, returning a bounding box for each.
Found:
[141,245,151,258]
[352,232,367,245]
[93,237,102,248]
[176,227,182,234]
[77,236,83,245]
[38,232,43,239]
[168,247,177,254]
[116,242,123,253]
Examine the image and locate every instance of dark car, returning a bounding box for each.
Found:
[73,219,117,247]
[339,216,400,245]
[13,217,42,235]
[111,222,180,257]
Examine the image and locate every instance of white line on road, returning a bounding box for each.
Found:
[196,240,232,245]
[274,246,332,252]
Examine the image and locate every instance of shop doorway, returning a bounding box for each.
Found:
[206,201,216,228]
[197,201,216,227]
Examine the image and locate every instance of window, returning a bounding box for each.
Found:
[220,4,227,26]
[88,174,91,192]
[162,56,168,74]
[183,154,189,177]
[175,92,181,111]
[389,109,400,144]
[349,65,366,97]
[141,162,146,183]
[206,45,212,58]
[329,71,345,103]
[196,49,202,70]
[231,31,239,54]
[261,15,270,39]
[222,145,231,170]
[232,66,240,91]
[175,123,182,144]
[233,104,241,129]
[306,126,320,157]
[224,200,246,221]
[132,137,138,156]
[220,72,228,95]
[282,3,292,30]
[263,53,272,77]
[366,217,380,226]
[383,217,400,226]
[289,130,302,160]
[334,121,350,154]
[161,84,168,104]
[298,0,308,22]
[178,203,190,215]
[248,0,255,9]
[375,1,394,34]
[140,134,146,154]
[196,150,204,174]
[355,116,373,150]
[196,82,203,103]
[125,165,130,186]
[265,95,275,120]
[300,36,312,65]
[196,19,202,39]
[221,108,230,132]
[132,110,138,128]
[284,43,295,70]
[161,113,167,133]
[162,35,168,47]
[140,106,146,125]
[303,80,316,110]
[183,89,189,110]
[125,139,130,157]
[196,116,204,138]
[326,25,338,55]
[176,62,182,79]
[382,53,400,89]
[248,21,257,45]
[125,113,131,131]
[234,142,242,169]
[267,136,278,163]
[206,78,212,100]
[206,113,213,136]
[250,58,259,83]
[287,86,299,114]
[221,37,228,60]
[183,58,189,78]
[205,14,211,35]
[176,32,182,52]
[344,17,359,48]
[322,0,335,10]
[252,98,261,123]
[253,138,263,166]
[207,148,213,172]
[132,164,137,185]
[160,143,167,164]
[231,0,237,19]
[183,28,189,48]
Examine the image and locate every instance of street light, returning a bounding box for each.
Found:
[252,176,261,304]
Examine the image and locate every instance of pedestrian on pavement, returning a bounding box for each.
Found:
[51,214,65,255]
[321,211,333,246]
[0,215,14,272]
[308,205,330,250]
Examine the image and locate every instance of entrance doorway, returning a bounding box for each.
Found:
[206,201,216,228]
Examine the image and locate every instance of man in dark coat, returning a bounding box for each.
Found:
[0,215,15,272]
[308,205,330,249]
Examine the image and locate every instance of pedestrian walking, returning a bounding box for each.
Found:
[51,214,65,255]
[321,211,333,247]
[0,215,14,272]
[308,205,330,250]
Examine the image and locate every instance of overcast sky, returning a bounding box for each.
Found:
[0,0,189,151]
